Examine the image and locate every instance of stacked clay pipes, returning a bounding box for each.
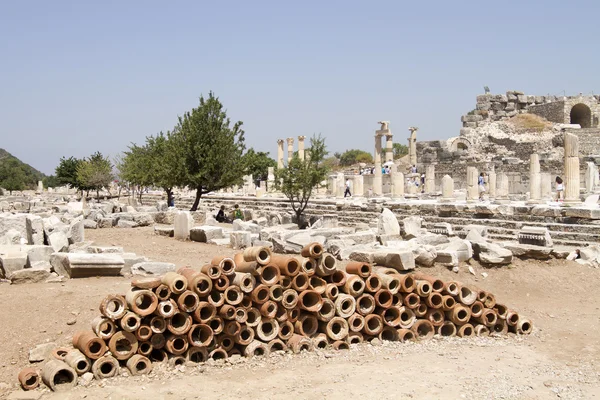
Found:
[18,243,532,391]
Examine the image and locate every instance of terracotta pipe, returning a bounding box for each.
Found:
[316,298,336,322]
[494,303,508,319]
[251,284,270,304]
[425,309,445,327]
[397,274,416,293]
[242,340,270,357]
[275,304,288,322]
[186,346,208,363]
[232,272,255,293]
[365,274,383,293]
[312,333,330,349]
[397,306,416,329]
[442,281,460,296]
[91,316,116,340]
[150,333,165,349]
[270,254,300,276]
[301,257,317,276]
[298,290,323,312]
[411,273,444,292]
[260,300,278,318]
[356,293,376,316]
[278,320,294,341]
[426,292,444,309]
[458,285,477,306]
[138,341,152,357]
[279,276,292,289]
[165,334,189,355]
[227,348,241,357]
[287,308,300,323]
[73,331,107,360]
[291,272,310,291]
[447,305,471,325]
[474,325,490,337]
[235,260,258,274]
[211,256,236,277]
[200,263,222,280]
[442,295,456,311]
[132,276,162,289]
[208,348,228,360]
[396,328,415,342]
[328,270,347,287]
[268,339,288,353]
[18,367,40,390]
[343,275,365,297]
[257,318,279,341]
[325,283,339,300]
[346,331,364,344]
[506,310,520,327]
[457,323,475,338]
[175,290,199,313]
[281,289,299,309]
[213,276,230,292]
[374,289,394,309]
[323,317,349,341]
[150,316,166,334]
[51,347,69,361]
[245,308,261,327]
[161,272,188,295]
[294,313,318,336]
[235,307,248,324]
[224,285,243,306]
[193,302,216,324]
[491,320,508,335]
[154,284,171,301]
[257,265,281,286]
[473,309,498,327]
[346,261,372,278]
[177,267,213,296]
[149,348,168,362]
[363,314,383,336]
[224,321,242,337]
[301,242,324,258]
[511,317,533,335]
[414,303,428,318]
[315,253,337,277]
[90,355,119,380]
[155,299,176,318]
[99,294,127,320]
[379,326,399,342]
[136,324,152,342]
[240,296,253,309]
[242,246,272,265]
[108,331,138,360]
[380,306,402,327]
[166,311,193,335]
[188,324,213,347]
[208,290,225,308]
[411,319,435,341]
[484,292,496,308]
[415,280,432,297]
[287,334,314,353]
[335,294,356,318]
[375,272,401,294]
[332,340,350,350]
[348,313,365,332]
[470,301,484,318]
[218,304,236,320]
[401,293,420,309]
[437,321,457,337]
[126,354,152,376]
[477,290,488,303]
[168,355,187,367]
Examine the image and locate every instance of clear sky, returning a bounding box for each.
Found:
[1,0,598,174]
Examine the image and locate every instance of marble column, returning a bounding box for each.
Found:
[425,164,435,194]
[408,127,418,167]
[564,132,580,203]
[466,166,479,202]
[353,175,364,197]
[277,139,284,168]
[585,161,597,193]
[496,172,510,203]
[392,171,405,198]
[373,134,383,196]
[328,176,338,197]
[337,172,345,197]
[37,181,43,193]
[487,170,496,199]
[267,167,275,192]
[385,135,394,163]
[540,172,552,201]
[440,175,454,202]
[286,137,294,163]
[528,154,541,203]
[298,136,306,161]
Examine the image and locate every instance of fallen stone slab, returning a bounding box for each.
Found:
[50,253,125,278]
[429,222,454,236]
[9,268,52,284]
[0,213,28,239]
[190,226,224,243]
[413,233,449,247]
[121,253,148,275]
[441,239,473,262]
[230,231,252,250]
[373,249,415,271]
[131,261,176,276]
[517,226,553,247]
[564,208,600,219]
[133,213,154,227]
[83,219,98,229]
[97,217,116,228]
[336,231,377,245]
[402,216,425,239]
[25,215,44,245]
[68,220,85,244]
[251,239,273,249]
[435,250,459,268]
[412,245,437,267]
[208,238,231,246]
[327,239,356,260]
[117,220,137,228]
[154,226,174,237]
[287,232,326,248]
[378,208,400,236]
[87,246,124,254]
[348,248,376,263]
[501,242,553,260]
[174,211,194,240]
[0,251,28,278]
[29,342,57,362]
[22,245,54,264]
[471,241,513,265]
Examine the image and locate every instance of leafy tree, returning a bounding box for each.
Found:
[333,152,342,159]
[0,162,26,194]
[244,148,277,183]
[276,134,329,227]
[174,92,246,211]
[393,143,408,159]
[116,144,151,202]
[339,149,373,166]
[77,152,114,200]
[0,155,42,191]
[146,132,183,206]
[55,156,83,188]
[42,175,60,188]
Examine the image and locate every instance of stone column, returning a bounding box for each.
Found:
[440,175,454,202]
[337,172,346,197]
[286,137,294,163]
[392,171,405,198]
[487,170,496,199]
[37,181,43,193]
[564,132,580,203]
[297,136,306,160]
[541,172,552,201]
[353,175,364,197]
[267,167,275,192]
[425,165,435,194]
[277,139,284,168]
[408,127,418,167]
[496,172,510,203]
[585,161,596,193]
[328,176,338,197]
[466,166,478,202]
[528,154,541,203]
[385,135,394,163]
[373,134,383,196]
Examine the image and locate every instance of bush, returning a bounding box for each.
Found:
[510,114,551,132]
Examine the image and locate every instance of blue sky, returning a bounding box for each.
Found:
[1,0,598,174]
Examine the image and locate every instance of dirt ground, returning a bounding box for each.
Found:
[0,227,599,399]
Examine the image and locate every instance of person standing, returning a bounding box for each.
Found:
[478,172,486,201]
[555,176,564,202]
[344,179,351,197]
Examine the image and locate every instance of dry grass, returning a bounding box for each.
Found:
[509,113,552,132]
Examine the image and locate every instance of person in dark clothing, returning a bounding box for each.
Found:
[215,206,228,223]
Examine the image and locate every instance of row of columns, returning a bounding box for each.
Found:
[277,136,306,168]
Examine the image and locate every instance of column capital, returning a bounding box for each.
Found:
[298,135,306,141]
[286,137,294,144]
[277,139,284,145]
[408,126,419,133]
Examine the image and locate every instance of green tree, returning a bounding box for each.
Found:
[174,92,246,211]
[117,144,152,203]
[55,156,83,188]
[276,134,329,227]
[42,175,60,188]
[0,162,26,194]
[339,149,373,166]
[146,132,183,206]
[243,148,277,183]
[77,152,114,200]
[393,143,408,159]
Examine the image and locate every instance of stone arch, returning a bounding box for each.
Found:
[450,137,472,152]
[570,103,592,128]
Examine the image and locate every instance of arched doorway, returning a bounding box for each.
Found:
[570,103,592,128]
[450,137,472,152]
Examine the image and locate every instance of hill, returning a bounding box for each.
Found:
[0,148,46,192]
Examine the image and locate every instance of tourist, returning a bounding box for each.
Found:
[555,176,564,201]
[344,179,351,197]
[233,204,244,221]
[478,172,486,201]
[420,173,425,193]
[215,206,228,223]
[411,165,417,174]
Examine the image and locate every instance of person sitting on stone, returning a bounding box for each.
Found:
[233,204,244,221]
[555,176,564,202]
[215,206,229,223]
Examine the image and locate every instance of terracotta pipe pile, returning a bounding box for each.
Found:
[18,243,532,391]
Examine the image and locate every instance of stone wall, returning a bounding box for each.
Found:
[528,101,566,123]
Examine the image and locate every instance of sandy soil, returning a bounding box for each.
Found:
[0,227,599,399]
